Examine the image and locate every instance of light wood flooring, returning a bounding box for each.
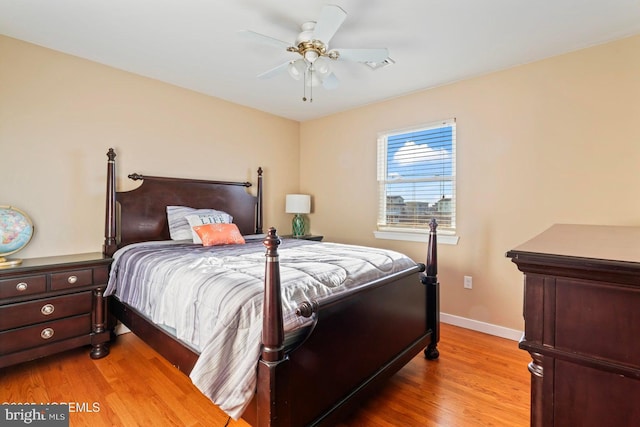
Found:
[0,323,530,426]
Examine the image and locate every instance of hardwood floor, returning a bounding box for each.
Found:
[0,323,530,426]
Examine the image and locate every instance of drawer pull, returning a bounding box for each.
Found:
[41,304,55,315]
[41,328,54,340]
[16,282,28,292]
[67,275,78,284]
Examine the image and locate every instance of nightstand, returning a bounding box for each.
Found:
[0,252,112,368]
[282,235,324,241]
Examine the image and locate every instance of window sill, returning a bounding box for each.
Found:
[373,230,459,245]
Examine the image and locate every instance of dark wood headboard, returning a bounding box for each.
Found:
[103,148,263,256]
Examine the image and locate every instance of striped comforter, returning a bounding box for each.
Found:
[105,238,417,419]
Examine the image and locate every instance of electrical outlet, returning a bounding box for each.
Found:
[464,276,473,289]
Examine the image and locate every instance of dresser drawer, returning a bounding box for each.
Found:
[50,269,93,291]
[0,314,91,355]
[0,292,92,331]
[0,275,47,299]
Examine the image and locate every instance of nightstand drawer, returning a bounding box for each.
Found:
[0,275,47,299]
[0,292,92,331]
[0,314,92,355]
[50,269,93,291]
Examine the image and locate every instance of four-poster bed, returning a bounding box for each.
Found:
[102,148,440,426]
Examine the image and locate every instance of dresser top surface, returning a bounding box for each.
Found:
[508,224,640,264]
[0,252,111,275]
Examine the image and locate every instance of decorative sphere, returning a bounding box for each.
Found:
[0,206,34,257]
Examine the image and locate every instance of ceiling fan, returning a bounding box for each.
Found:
[241,4,390,101]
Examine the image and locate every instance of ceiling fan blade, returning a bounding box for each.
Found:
[257,61,291,79]
[238,30,293,50]
[322,73,339,90]
[334,48,389,63]
[312,4,347,44]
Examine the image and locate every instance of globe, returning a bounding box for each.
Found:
[0,205,34,267]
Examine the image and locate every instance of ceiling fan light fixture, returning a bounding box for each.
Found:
[313,56,331,78]
[288,59,307,80]
[303,50,319,63]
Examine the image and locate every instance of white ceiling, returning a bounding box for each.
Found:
[1,1,639,122]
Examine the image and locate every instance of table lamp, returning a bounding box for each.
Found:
[285,194,311,237]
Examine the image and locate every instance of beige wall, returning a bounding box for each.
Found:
[4,33,640,332]
[300,34,640,330]
[1,36,300,259]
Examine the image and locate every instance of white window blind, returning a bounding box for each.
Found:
[377,119,456,233]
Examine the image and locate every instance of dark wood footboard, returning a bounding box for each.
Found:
[251,221,440,427]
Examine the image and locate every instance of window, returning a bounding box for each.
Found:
[376,119,457,241]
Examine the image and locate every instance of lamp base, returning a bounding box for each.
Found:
[291,214,305,237]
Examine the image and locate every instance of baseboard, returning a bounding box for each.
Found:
[440,313,523,341]
[114,322,131,335]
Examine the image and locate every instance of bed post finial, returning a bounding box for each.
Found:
[104,148,118,257]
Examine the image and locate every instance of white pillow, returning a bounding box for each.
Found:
[166,206,233,241]
[186,213,235,243]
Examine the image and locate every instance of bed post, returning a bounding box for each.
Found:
[104,148,117,257]
[421,218,440,360]
[256,167,263,234]
[257,228,289,426]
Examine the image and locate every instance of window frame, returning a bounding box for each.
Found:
[375,119,458,245]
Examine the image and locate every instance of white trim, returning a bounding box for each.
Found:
[374,230,459,245]
[377,118,456,137]
[114,322,131,335]
[440,312,523,342]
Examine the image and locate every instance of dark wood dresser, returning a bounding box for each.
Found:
[506,224,640,427]
[0,252,111,368]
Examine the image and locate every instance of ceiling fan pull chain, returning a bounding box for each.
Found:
[309,67,314,102]
[302,66,308,101]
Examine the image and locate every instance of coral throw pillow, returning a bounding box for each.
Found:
[192,223,246,246]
